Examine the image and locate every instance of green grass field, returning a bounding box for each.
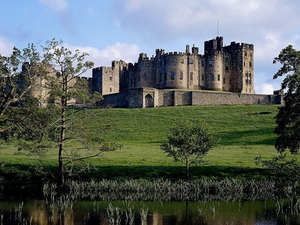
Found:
[1,104,299,180]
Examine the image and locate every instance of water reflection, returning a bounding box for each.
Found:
[0,199,299,224]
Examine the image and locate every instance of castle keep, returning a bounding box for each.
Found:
[92,37,281,108]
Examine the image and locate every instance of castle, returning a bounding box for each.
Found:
[93,36,254,95]
[89,36,280,108]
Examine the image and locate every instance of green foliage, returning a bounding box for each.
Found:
[161,118,218,178]
[273,45,300,154]
[0,44,43,134]
[255,154,300,181]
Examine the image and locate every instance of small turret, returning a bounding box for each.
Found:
[186,45,190,54]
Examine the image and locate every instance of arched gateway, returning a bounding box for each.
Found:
[145,94,154,108]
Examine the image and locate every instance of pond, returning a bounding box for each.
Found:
[0,199,299,224]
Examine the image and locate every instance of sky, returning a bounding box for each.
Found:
[1,0,300,94]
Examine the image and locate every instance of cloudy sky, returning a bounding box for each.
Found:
[1,0,300,94]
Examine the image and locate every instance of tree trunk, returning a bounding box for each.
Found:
[186,160,190,179]
[58,106,66,187]
[58,76,67,187]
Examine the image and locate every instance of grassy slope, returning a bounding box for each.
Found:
[1,104,299,179]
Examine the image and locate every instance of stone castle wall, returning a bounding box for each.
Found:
[99,88,282,108]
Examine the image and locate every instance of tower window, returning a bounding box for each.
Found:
[171,72,175,80]
[249,62,252,67]
[180,71,183,80]
[208,61,213,66]
[218,74,220,81]
[190,72,193,80]
[223,77,225,84]
[210,74,214,81]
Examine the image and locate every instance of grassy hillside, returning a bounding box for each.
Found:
[94,104,277,146]
[1,104,298,179]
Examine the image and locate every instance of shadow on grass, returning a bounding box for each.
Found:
[78,165,274,181]
[0,164,274,182]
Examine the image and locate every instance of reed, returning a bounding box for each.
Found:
[42,178,300,202]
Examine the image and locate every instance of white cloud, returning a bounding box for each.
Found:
[113,0,300,43]
[38,0,68,12]
[64,42,141,77]
[0,36,15,56]
[255,83,275,95]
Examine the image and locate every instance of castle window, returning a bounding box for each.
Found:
[217,74,220,81]
[180,71,183,80]
[109,76,112,81]
[190,72,193,80]
[226,66,229,71]
[189,59,193,64]
[223,77,225,84]
[208,61,213,66]
[210,74,214,81]
[201,75,204,81]
[249,73,252,84]
[110,87,112,92]
[171,72,175,80]
[244,52,247,56]
[249,62,252,67]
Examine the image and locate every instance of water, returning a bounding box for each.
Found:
[0,199,299,224]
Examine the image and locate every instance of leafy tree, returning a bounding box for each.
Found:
[161,118,218,179]
[38,39,114,186]
[0,44,42,133]
[273,45,300,154]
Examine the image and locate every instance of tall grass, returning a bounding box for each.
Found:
[42,178,300,202]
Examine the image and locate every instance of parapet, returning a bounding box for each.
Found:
[156,49,165,56]
[139,53,149,60]
[228,41,254,50]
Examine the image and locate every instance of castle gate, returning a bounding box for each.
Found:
[145,94,154,108]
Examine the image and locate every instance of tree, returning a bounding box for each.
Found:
[273,45,300,154]
[39,39,114,186]
[0,44,42,133]
[161,118,218,179]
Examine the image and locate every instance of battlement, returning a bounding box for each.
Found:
[226,41,254,51]
[165,51,186,56]
[155,49,165,56]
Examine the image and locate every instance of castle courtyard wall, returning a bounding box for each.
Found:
[100,88,282,108]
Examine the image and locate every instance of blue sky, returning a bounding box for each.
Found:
[1,0,300,94]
